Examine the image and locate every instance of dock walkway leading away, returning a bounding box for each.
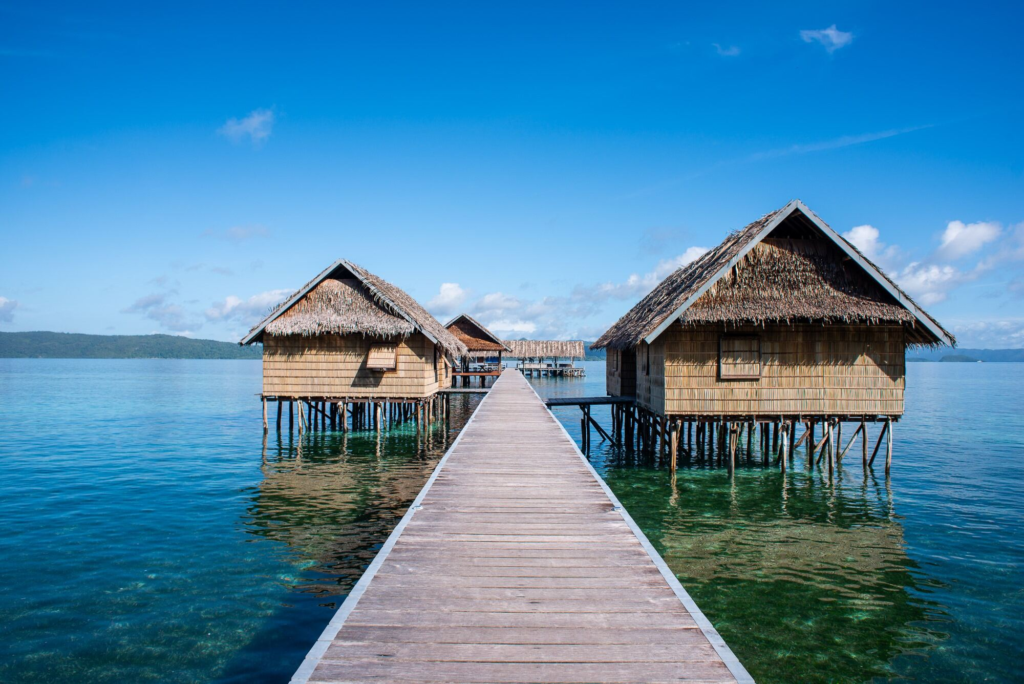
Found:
[292,369,752,684]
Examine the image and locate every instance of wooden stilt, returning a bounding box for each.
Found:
[669,420,678,472]
[869,420,889,467]
[861,417,867,468]
[885,418,893,476]
[289,400,294,432]
[782,421,790,471]
[262,397,268,432]
[276,400,282,432]
[838,424,864,462]
[806,421,815,467]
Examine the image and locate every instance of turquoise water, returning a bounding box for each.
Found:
[0,359,1021,682]
[0,359,480,683]
[536,360,1024,683]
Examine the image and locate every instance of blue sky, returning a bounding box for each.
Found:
[2,1,1022,347]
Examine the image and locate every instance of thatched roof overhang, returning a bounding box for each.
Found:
[503,340,586,359]
[240,260,468,360]
[444,314,511,354]
[592,200,955,351]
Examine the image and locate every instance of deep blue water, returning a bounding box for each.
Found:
[0,359,1021,683]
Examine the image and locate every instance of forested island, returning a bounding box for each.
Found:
[0,332,261,359]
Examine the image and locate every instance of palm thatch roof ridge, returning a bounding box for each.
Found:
[240,260,468,359]
[592,200,955,351]
[444,314,511,353]
[503,340,586,359]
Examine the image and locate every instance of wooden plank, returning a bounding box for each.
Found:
[292,369,750,684]
[309,659,734,683]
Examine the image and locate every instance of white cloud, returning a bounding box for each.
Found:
[842,224,901,270]
[583,246,709,301]
[218,108,275,146]
[949,319,1024,348]
[473,292,521,316]
[800,25,854,53]
[487,319,537,335]
[0,296,18,323]
[427,283,468,317]
[122,293,198,332]
[713,43,740,57]
[205,289,292,323]
[937,220,1001,260]
[896,262,964,305]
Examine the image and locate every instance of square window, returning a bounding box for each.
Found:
[719,336,760,380]
[366,344,397,371]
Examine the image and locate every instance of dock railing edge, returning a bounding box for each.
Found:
[528,381,756,684]
[289,380,498,684]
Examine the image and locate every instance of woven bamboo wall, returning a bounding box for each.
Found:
[654,323,905,416]
[605,349,637,397]
[262,332,442,397]
[635,341,666,414]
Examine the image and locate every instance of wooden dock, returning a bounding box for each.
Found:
[292,369,752,684]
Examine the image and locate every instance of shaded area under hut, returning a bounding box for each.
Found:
[503,339,587,377]
[444,313,510,387]
[241,259,467,435]
[591,200,954,476]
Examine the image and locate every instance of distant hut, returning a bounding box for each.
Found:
[241,260,467,433]
[503,340,587,377]
[444,313,510,367]
[444,314,510,387]
[592,200,954,474]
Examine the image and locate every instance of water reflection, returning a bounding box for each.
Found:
[216,393,481,683]
[530,366,949,684]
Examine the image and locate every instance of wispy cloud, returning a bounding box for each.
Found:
[948,319,1024,348]
[218,108,275,146]
[121,292,199,332]
[576,247,708,303]
[713,43,740,57]
[844,217,1022,306]
[619,125,930,201]
[451,246,709,340]
[205,289,292,323]
[203,225,271,242]
[0,297,18,323]
[745,126,930,163]
[800,25,854,53]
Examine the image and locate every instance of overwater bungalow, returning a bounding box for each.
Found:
[241,259,467,432]
[592,200,955,474]
[504,340,587,377]
[444,313,510,386]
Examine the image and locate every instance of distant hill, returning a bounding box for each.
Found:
[907,348,1024,363]
[583,341,605,360]
[0,332,261,359]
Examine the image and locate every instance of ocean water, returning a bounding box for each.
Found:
[536,360,1024,684]
[0,358,1021,683]
[0,359,481,684]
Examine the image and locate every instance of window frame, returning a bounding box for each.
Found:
[718,335,761,381]
[366,343,398,372]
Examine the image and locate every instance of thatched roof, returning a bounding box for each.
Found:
[593,200,955,350]
[240,260,468,359]
[445,314,510,354]
[503,340,586,359]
